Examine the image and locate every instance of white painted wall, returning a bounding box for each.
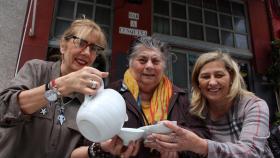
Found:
[0,0,28,90]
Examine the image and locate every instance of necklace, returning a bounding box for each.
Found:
[56,97,73,125]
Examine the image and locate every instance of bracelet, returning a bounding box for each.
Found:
[51,79,57,89]
[50,79,61,96]
[88,143,111,158]
[50,79,62,97]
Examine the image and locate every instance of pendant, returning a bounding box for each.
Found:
[57,114,65,125]
[59,106,65,113]
[40,108,48,115]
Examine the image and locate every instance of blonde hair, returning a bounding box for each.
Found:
[60,19,107,49]
[190,51,253,118]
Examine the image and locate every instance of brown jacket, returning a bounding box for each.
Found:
[0,59,88,158]
[109,80,210,158]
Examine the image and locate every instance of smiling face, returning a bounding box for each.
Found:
[129,46,165,92]
[198,60,232,106]
[60,32,99,75]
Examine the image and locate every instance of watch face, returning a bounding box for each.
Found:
[44,90,57,102]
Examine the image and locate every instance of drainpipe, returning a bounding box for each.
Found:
[264,0,275,40]
[15,0,36,75]
[29,0,37,37]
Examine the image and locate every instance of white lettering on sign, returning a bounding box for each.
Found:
[128,12,139,20]
[119,27,147,36]
[130,20,137,28]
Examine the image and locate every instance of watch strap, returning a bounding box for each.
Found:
[88,143,111,158]
[45,82,50,91]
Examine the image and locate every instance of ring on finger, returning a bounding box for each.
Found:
[90,80,98,89]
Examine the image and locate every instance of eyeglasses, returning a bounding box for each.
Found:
[65,35,104,54]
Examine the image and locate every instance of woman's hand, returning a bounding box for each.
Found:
[144,120,208,156]
[101,136,141,158]
[56,66,109,96]
[144,133,179,158]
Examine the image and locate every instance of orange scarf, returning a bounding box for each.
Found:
[123,69,172,124]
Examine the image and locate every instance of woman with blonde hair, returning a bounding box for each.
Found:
[0,18,108,158]
[145,51,274,158]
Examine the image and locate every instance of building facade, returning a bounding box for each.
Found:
[0,0,280,118]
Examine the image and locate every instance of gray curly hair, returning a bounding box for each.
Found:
[127,36,170,68]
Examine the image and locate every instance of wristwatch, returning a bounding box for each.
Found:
[88,143,111,158]
[44,79,61,102]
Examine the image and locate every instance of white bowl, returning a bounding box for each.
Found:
[118,128,144,146]
[139,121,177,137]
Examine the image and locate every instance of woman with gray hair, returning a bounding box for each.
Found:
[71,36,209,158]
[145,51,274,158]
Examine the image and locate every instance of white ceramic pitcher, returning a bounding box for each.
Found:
[76,81,128,142]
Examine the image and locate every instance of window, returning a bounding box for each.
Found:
[49,0,113,48]
[170,52,188,88]
[167,50,200,93]
[238,61,252,90]
[153,0,249,49]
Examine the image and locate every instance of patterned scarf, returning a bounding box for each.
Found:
[123,69,172,124]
